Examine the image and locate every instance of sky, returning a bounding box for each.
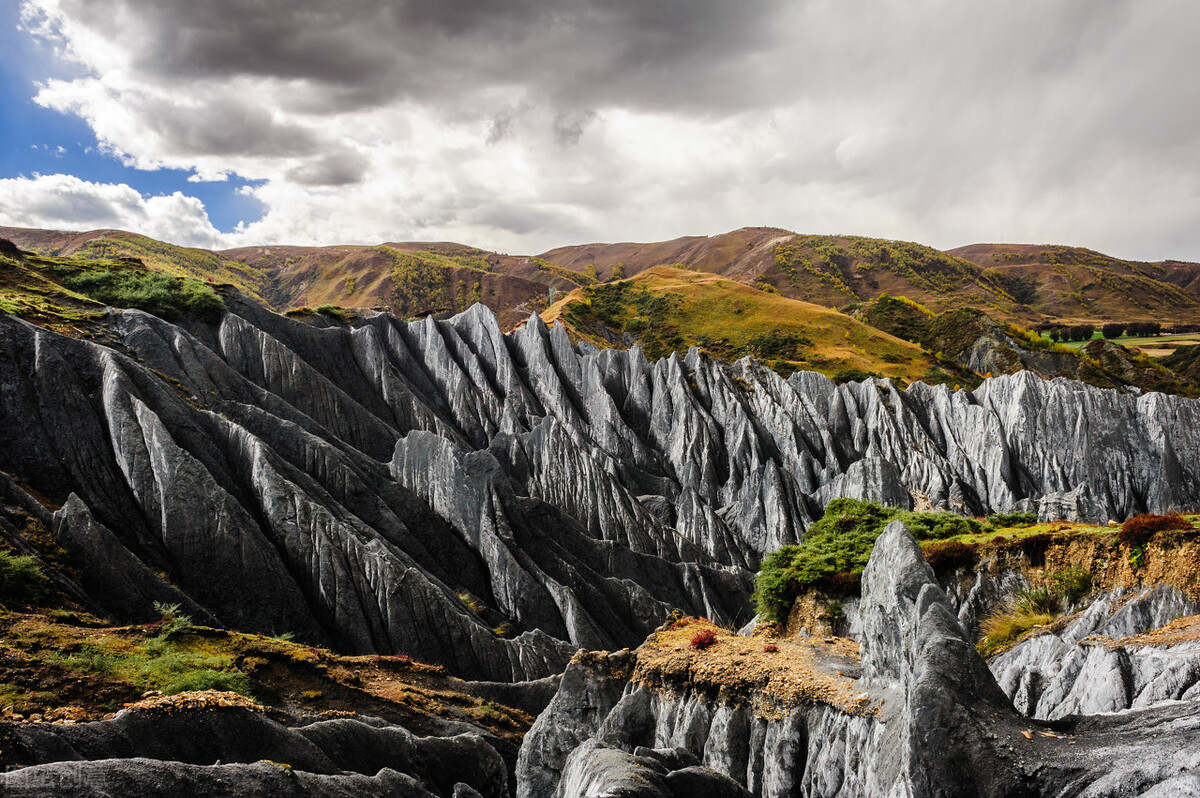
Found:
[0,0,1198,261]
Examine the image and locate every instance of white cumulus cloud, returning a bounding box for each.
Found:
[0,174,228,249]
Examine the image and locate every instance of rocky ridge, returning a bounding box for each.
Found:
[0,692,508,797]
[2,298,1200,686]
[519,522,1200,797]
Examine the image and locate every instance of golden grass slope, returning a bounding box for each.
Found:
[542,265,937,384]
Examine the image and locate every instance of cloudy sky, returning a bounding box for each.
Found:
[0,0,1198,260]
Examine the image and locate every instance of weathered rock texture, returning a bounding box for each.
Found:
[0,704,507,797]
[518,522,1200,797]
[2,299,1199,683]
[992,585,1200,719]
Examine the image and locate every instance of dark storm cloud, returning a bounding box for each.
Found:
[286,150,369,186]
[20,0,1200,259]
[471,203,584,238]
[141,95,320,157]
[552,110,596,146]
[51,0,796,112]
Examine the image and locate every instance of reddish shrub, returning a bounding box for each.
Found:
[1119,514,1192,548]
[689,628,718,650]
[1015,533,1054,566]
[925,541,979,571]
[762,643,779,653]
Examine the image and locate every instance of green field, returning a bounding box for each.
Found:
[1053,332,1200,351]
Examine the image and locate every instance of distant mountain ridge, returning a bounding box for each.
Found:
[3,224,1199,329]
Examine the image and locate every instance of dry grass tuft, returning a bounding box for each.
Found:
[977,608,1053,657]
[633,618,872,717]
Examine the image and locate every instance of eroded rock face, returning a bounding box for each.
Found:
[991,585,1200,719]
[518,522,1200,797]
[0,704,507,798]
[2,300,1198,683]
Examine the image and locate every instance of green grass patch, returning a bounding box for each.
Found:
[44,603,252,698]
[60,269,224,322]
[0,549,51,604]
[977,605,1053,657]
[49,637,249,697]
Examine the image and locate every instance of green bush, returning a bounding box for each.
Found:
[153,601,194,636]
[1049,567,1093,606]
[62,269,224,322]
[315,304,349,320]
[753,498,987,623]
[831,368,879,384]
[1014,586,1057,615]
[0,549,50,603]
[986,511,1037,528]
[902,511,988,540]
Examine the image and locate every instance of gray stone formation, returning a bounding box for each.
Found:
[519,522,1200,797]
[0,704,509,797]
[2,298,1199,684]
[3,295,1200,795]
[991,585,1200,719]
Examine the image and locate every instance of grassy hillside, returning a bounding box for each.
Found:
[856,294,1199,396]
[0,239,225,333]
[756,498,1200,657]
[1,227,268,304]
[544,231,1200,327]
[224,242,584,329]
[949,243,1200,324]
[6,225,1199,339]
[542,266,945,385]
[538,226,794,282]
[540,230,1042,321]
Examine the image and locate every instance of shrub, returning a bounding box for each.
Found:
[986,511,1037,528]
[1015,533,1054,565]
[925,540,979,571]
[62,269,224,322]
[689,629,718,650]
[1049,567,1093,606]
[977,606,1052,657]
[902,511,987,540]
[315,304,349,320]
[831,368,879,384]
[153,601,194,636]
[754,499,989,623]
[0,549,50,603]
[1118,514,1192,548]
[1014,586,1057,615]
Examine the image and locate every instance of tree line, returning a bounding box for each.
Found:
[1031,321,1199,342]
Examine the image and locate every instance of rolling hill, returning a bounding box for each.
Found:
[949,243,1200,323]
[541,230,1200,325]
[541,266,945,385]
[0,227,587,329]
[5,224,1200,334]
